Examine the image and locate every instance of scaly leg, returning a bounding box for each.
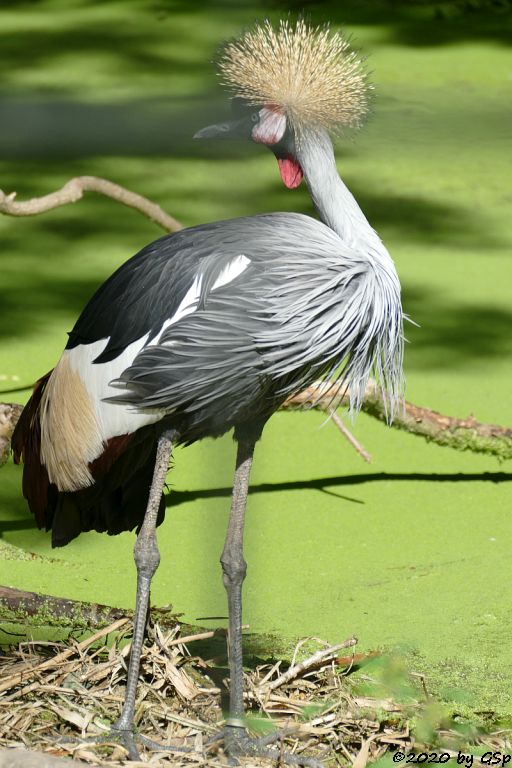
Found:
[102,430,177,759]
[219,437,324,768]
[221,438,254,737]
[82,431,321,765]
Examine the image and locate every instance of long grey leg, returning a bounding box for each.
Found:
[114,430,176,738]
[220,438,255,738]
[217,438,325,768]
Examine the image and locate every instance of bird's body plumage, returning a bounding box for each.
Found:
[13,211,401,546]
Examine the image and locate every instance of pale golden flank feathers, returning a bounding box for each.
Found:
[40,353,102,491]
[218,19,371,136]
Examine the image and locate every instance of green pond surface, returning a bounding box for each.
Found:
[1,0,511,720]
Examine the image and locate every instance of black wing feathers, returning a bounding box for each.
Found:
[65,218,272,364]
[66,231,202,363]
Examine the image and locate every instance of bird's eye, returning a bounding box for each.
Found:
[251,112,259,123]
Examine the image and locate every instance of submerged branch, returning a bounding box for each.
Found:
[0,176,182,233]
[0,586,202,638]
[283,381,512,461]
[0,586,293,661]
[0,586,137,632]
[2,380,510,468]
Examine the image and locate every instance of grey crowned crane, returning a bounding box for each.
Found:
[12,19,404,764]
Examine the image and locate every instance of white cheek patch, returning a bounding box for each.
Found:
[252,108,286,145]
[213,254,250,290]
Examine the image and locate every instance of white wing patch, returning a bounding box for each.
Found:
[41,334,164,491]
[70,335,164,437]
[156,256,250,341]
[41,255,252,490]
[157,274,203,339]
[212,254,250,290]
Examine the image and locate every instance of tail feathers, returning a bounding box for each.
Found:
[51,437,165,547]
[11,372,54,529]
[13,375,168,547]
[51,430,165,547]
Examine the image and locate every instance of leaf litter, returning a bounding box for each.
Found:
[0,619,509,766]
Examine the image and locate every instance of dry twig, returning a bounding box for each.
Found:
[328,409,372,463]
[260,636,357,694]
[0,177,182,233]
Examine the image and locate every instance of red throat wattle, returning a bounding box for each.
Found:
[277,156,303,189]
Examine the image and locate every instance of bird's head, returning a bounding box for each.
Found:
[195,98,301,188]
[194,19,370,190]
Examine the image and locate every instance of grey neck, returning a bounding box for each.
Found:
[296,128,385,256]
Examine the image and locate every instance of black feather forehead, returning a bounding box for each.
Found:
[217,19,372,135]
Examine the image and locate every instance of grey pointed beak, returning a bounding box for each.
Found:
[194,116,252,140]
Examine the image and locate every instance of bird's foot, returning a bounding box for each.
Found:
[59,723,142,761]
[61,721,323,765]
[210,722,325,767]
[95,725,142,761]
[60,722,193,762]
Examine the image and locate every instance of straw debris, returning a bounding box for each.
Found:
[1,622,509,766]
[0,621,412,766]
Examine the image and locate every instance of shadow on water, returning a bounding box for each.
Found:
[2,471,509,536]
[402,287,512,370]
[175,0,506,50]
[165,471,512,508]
[0,3,213,92]
[7,0,512,69]
[0,273,113,342]
[273,0,512,46]
[0,518,34,534]
[0,96,231,160]
[1,0,509,68]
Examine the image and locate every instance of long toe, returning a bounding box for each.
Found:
[60,726,141,762]
[139,733,194,754]
[86,728,198,761]
[222,725,325,768]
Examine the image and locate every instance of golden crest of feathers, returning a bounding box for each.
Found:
[218,19,371,135]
